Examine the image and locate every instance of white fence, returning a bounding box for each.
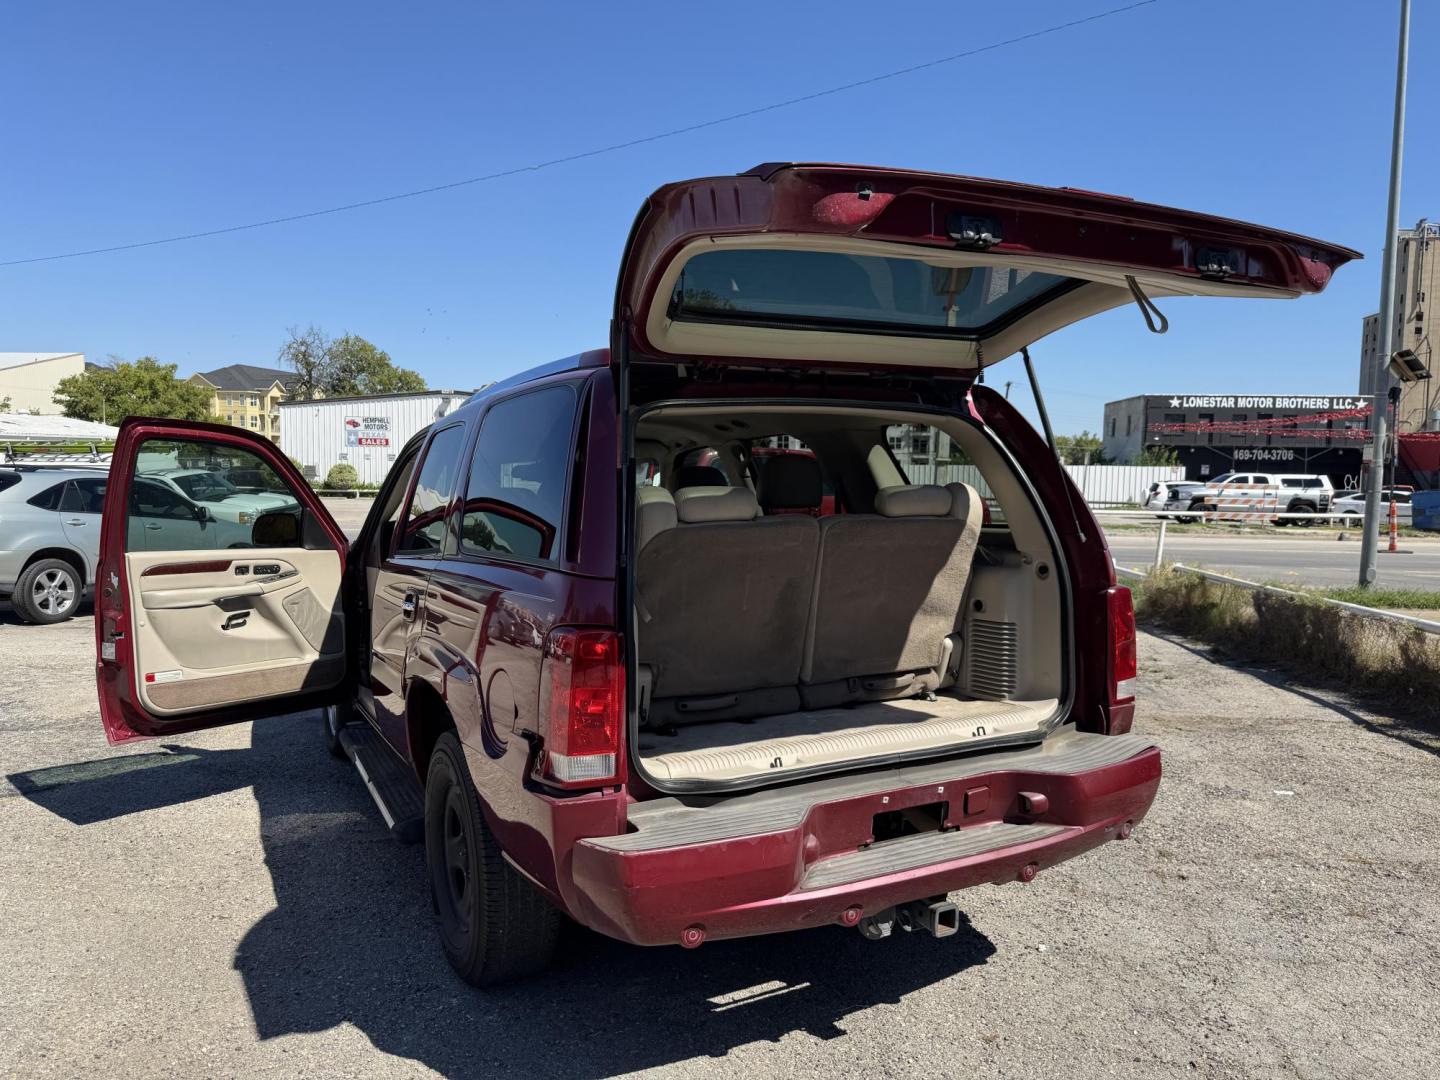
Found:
[901,461,1186,508]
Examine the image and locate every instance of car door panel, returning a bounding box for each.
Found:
[96,418,351,744]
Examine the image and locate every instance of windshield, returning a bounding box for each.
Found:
[172,472,238,502]
[670,249,1077,337]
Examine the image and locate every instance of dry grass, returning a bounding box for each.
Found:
[1133,567,1440,712]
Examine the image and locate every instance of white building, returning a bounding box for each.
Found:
[0,352,86,414]
[279,390,471,485]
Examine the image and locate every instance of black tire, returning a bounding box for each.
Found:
[424,731,559,985]
[13,558,82,624]
[1290,501,1316,527]
[322,703,350,760]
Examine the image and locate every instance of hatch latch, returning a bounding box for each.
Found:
[946,213,1002,250]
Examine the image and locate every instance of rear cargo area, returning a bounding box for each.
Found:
[632,403,1068,787]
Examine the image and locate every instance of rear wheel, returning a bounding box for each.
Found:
[1291,501,1316,527]
[424,732,559,985]
[13,558,82,624]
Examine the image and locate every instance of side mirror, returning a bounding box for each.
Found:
[252,510,300,547]
[193,504,213,524]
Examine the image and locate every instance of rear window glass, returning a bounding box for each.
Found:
[886,423,1004,524]
[671,250,1075,336]
[26,481,68,511]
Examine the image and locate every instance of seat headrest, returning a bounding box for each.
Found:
[875,484,956,518]
[758,454,823,511]
[673,464,728,489]
[675,486,759,524]
[636,485,677,550]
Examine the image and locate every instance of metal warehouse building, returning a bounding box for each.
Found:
[279,390,471,485]
[1102,393,1371,488]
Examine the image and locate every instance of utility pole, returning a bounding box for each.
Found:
[1360,0,1411,587]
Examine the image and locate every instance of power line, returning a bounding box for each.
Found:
[3,1,1160,268]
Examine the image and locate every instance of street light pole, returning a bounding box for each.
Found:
[1360,0,1412,587]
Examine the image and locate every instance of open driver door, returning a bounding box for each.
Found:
[95,418,352,744]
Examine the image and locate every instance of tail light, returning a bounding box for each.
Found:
[537,628,624,788]
[1107,586,1137,697]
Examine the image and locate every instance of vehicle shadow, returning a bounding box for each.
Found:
[1145,626,1440,758]
[9,715,996,1078]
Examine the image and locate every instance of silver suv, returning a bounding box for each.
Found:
[0,466,109,623]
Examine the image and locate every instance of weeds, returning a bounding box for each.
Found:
[1133,567,1440,712]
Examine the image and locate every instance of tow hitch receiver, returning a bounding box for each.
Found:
[859,897,962,940]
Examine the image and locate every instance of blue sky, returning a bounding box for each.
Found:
[2,0,1432,434]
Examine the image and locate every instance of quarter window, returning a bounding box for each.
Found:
[398,425,467,555]
[460,385,579,561]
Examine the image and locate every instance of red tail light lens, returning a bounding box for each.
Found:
[539,628,624,788]
[1108,586,1138,691]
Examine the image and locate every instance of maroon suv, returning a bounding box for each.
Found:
[93,163,1356,984]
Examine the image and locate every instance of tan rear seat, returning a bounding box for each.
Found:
[800,483,982,708]
[637,486,819,728]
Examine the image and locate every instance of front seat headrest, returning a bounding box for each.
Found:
[757,454,823,512]
[672,464,728,489]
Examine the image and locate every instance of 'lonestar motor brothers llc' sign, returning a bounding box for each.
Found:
[1163,395,1369,410]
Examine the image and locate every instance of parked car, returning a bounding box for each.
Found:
[0,466,109,623]
[1332,488,1413,526]
[1142,480,1206,520]
[1192,472,1333,524]
[143,468,299,525]
[0,462,286,623]
[91,164,1355,984]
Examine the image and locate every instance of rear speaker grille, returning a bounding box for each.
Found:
[966,618,1018,700]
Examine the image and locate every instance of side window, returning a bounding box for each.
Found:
[59,477,109,514]
[127,438,306,551]
[397,425,467,555]
[884,423,1003,524]
[460,385,579,562]
[26,481,69,511]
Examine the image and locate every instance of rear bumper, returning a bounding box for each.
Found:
[565,730,1160,947]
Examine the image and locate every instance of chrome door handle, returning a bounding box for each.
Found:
[65,518,86,526]
[401,592,418,621]
[144,523,162,531]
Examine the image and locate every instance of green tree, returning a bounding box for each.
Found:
[326,333,427,395]
[277,327,426,399]
[1131,445,1180,466]
[52,356,212,423]
[1054,430,1105,465]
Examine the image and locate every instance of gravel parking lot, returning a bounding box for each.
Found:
[2,610,1437,1079]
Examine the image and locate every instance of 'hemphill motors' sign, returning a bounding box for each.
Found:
[344,415,392,447]
[1164,395,1368,410]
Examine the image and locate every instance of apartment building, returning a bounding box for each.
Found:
[189,364,296,442]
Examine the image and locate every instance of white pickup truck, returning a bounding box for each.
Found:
[1189,472,1334,525]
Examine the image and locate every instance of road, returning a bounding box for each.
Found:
[3,610,1438,1078]
[1106,530,1440,589]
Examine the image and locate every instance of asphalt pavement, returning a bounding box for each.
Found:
[1106,530,1440,589]
[3,609,1437,1079]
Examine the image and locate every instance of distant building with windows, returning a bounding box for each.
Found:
[1359,219,1438,434]
[1102,393,1370,487]
[188,364,297,443]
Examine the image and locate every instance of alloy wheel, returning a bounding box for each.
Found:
[31,568,76,616]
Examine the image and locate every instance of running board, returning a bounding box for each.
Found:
[800,821,1067,891]
[338,723,424,844]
